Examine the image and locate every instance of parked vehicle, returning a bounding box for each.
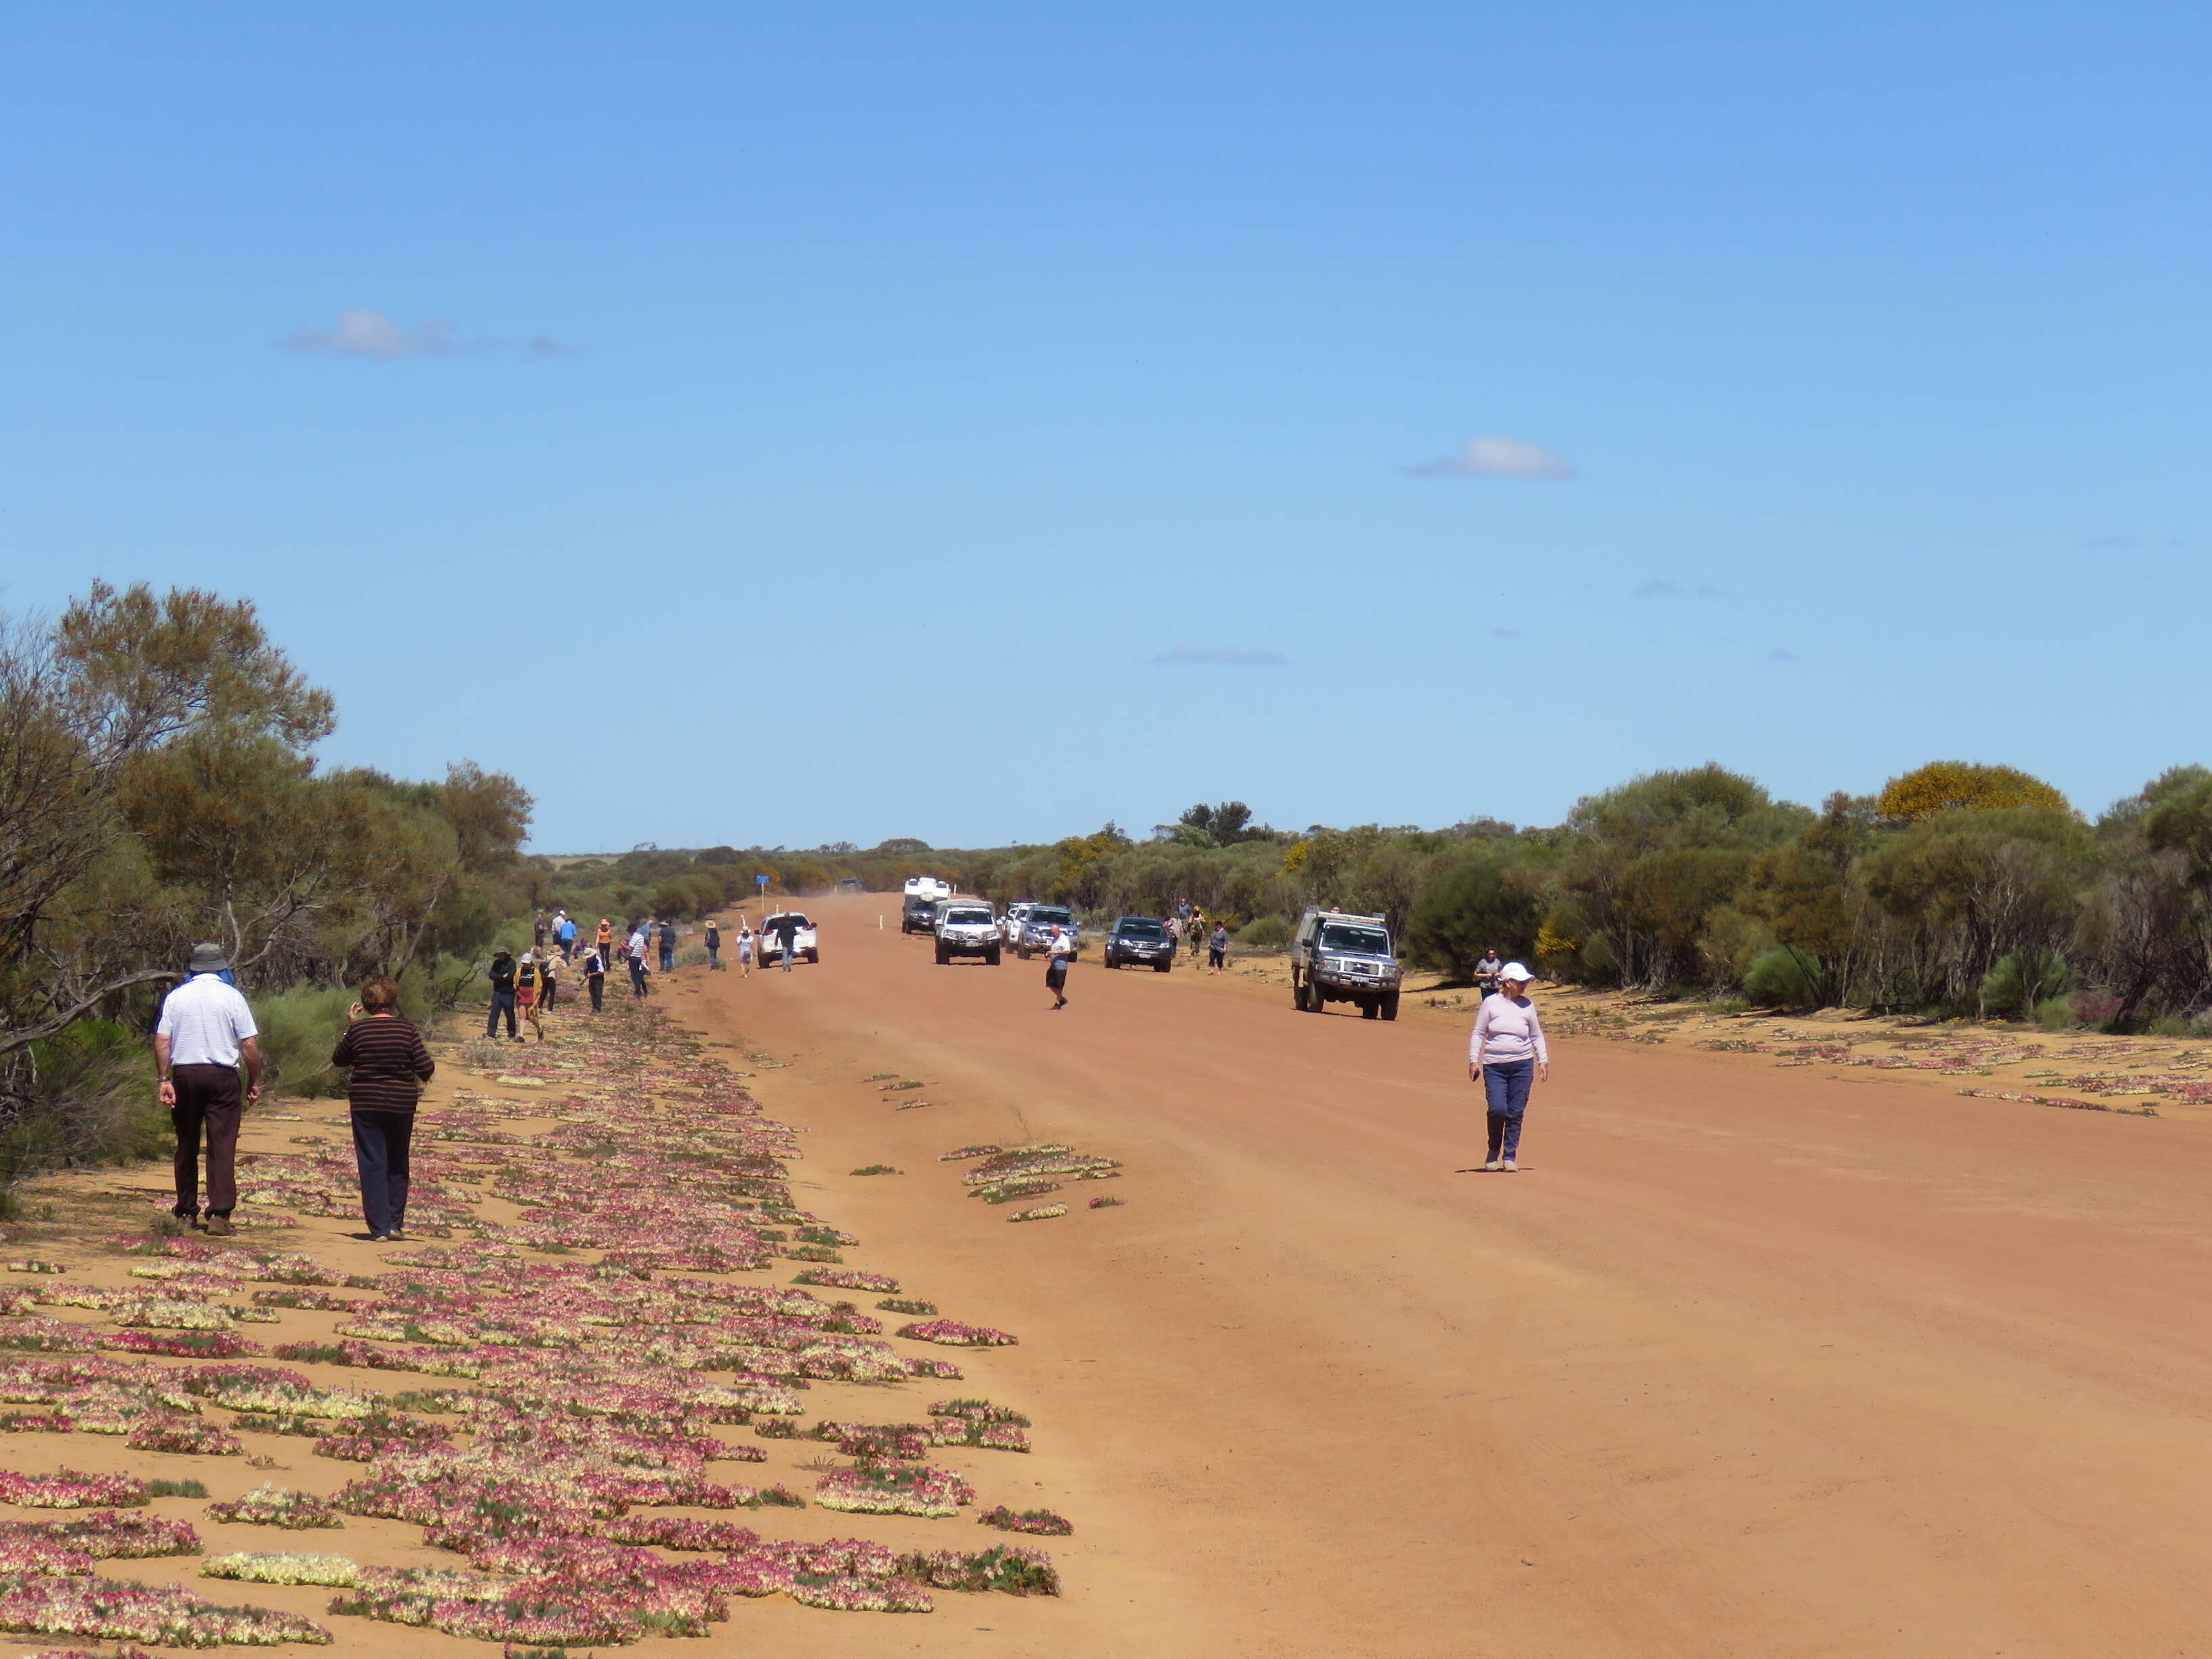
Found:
[1290,909,1401,1019]
[901,892,942,935]
[1103,916,1176,972]
[1015,906,1079,960]
[759,912,820,966]
[935,899,1002,965]
[1001,903,1038,945]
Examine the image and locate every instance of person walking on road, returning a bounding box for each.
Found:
[515,951,545,1042]
[773,914,800,972]
[583,943,607,1012]
[657,919,677,974]
[736,924,755,977]
[154,943,262,1235]
[331,976,434,1242]
[486,949,518,1040]
[1043,922,1076,1010]
[626,923,651,1000]
[1208,922,1229,972]
[705,919,722,971]
[1474,947,1504,999]
[1469,962,1549,1172]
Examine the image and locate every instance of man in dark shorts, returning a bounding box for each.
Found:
[1044,924,1075,1010]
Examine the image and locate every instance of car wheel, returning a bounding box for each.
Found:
[1153,962,1170,973]
[935,945,948,964]
[1292,980,1308,1011]
[806,949,819,963]
[1381,991,1400,1021]
[987,948,1001,965]
[1361,1000,1379,1019]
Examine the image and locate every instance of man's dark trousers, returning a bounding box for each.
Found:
[487,991,517,1038]
[588,975,605,1012]
[170,1062,242,1219]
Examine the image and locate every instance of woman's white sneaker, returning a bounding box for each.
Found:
[1500,1159,1518,1172]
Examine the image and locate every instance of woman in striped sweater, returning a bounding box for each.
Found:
[331,977,435,1242]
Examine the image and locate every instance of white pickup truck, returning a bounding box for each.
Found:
[935,899,1002,965]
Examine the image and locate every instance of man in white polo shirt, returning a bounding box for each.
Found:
[153,943,262,1236]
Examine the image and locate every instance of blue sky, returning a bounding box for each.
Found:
[5,2,2206,850]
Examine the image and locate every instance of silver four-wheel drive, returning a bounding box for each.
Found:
[1290,909,1401,1020]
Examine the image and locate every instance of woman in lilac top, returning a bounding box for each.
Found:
[1468,962,1549,1171]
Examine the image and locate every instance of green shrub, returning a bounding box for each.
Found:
[1978,949,2078,1019]
[1742,945,1823,1007]
[2032,996,2076,1031]
[253,985,356,1099]
[1233,915,1290,951]
[1404,855,1542,982]
[0,1021,168,1202]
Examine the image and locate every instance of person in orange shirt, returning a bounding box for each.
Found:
[595,918,613,961]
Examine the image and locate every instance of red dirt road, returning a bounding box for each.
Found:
[670,895,2212,1658]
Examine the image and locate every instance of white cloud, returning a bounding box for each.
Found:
[1406,434,1575,480]
[281,309,461,359]
[1149,644,1287,667]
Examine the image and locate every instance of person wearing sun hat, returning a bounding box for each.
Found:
[153,942,262,1234]
[1469,960,1549,1172]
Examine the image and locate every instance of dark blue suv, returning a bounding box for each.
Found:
[1103,916,1176,972]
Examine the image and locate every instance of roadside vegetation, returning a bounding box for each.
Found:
[0,581,533,1192]
[581,771,2212,1033]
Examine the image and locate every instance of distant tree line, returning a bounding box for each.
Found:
[617,768,2212,1033]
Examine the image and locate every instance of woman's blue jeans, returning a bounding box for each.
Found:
[1483,1059,1535,1160]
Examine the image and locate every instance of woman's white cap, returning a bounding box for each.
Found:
[1499,961,1535,982]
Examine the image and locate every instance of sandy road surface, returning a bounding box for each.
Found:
[668,895,2212,1659]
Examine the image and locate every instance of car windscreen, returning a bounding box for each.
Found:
[1030,909,1072,926]
[944,909,992,925]
[1319,924,1389,954]
[1116,920,1166,939]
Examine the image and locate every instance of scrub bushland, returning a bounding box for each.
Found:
[0,580,532,1188]
[632,764,2212,1031]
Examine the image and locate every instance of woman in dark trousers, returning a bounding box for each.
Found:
[331,976,434,1242]
[584,946,607,1012]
